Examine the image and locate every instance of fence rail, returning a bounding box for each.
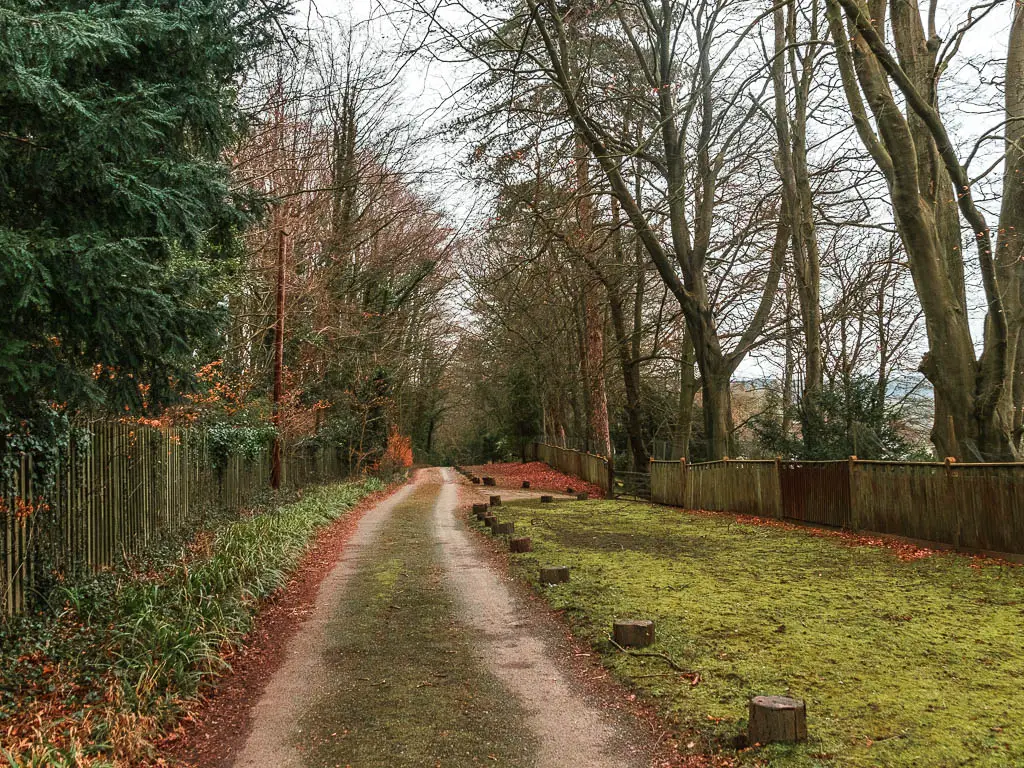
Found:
[525,443,611,495]
[530,443,1024,556]
[2,422,345,616]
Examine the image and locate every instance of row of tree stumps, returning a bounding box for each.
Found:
[468,486,808,752]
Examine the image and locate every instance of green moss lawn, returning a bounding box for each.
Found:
[486,499,1024,767]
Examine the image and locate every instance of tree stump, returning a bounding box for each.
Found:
[747,696,807,745]
[539,566,570,585]
[509,537,532,553]
[613,620,655,648]
[493,521,514,535]
[566,486,574,493]
[522,480,531,489]
[472,503,489,518]
[483,515,497,528]
[576,493,589,501]
[471,477,481,484]
[483,476,496,486]
[489,495,502,506]
[540,495,554,503]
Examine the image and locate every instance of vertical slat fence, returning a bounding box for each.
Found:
[1,422,349,616]
[534,443,1024,556]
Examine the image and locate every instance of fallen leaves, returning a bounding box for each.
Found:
[464,461,604,498]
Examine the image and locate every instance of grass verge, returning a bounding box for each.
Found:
[484,498,1024,767]
[298,483,537,767]
[0,479,384,767]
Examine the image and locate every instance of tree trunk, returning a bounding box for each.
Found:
[773,2,824,454]
[575,136,613,459]
[271,225,287,490]
[673,330,698,460]
[827,0,1020,461]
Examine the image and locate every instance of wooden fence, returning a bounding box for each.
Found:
[529,443,1024,556]
[526,443,611,495]
[648,457,1024,555]
[2,422,345,616]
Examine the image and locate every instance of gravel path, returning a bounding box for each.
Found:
[433,468,648,768]
[228,468,649,768]
[230,482,415,767]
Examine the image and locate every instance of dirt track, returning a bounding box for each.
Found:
[228,467,649,768]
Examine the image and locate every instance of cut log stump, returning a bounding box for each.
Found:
[540,495,554,503]
[576,493,589,501]
[489,495,502,506]
[483,515,497,528]
[566,486,574,494]
[522,480,531,489]
[483,477,496,486]
[613,620,655,648]
[539,566,570,585]
[509,537,532,553]
[747,696,807,745]
[493,521,514,535]
[472,503,489,518]
[471,477,481,484]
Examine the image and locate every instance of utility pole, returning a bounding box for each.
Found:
[271,223,288,489]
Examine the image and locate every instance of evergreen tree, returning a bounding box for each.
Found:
[0,0,288,450]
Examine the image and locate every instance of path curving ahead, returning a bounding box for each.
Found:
[229,467,649,768]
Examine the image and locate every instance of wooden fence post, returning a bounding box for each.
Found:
[774,456,782,519]
[945,456,959,547]
[848,455,858,530]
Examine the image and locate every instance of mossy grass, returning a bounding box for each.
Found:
[0,480,383,767]
[492,498,1024,767]
[298,484,537,767]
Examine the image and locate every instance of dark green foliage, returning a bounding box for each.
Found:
[0,0,288,444]
[752,376,929,460]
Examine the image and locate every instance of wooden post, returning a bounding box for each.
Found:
[472,503,489,518]
[483,476,496,486]
[848,455,857,530]
[493,521,514,535]
[522,480,531,489]
[483,515,497,528]
[489,495,502,506]
[509,537,532,553]
[747,696,807,745]
[613,620,655,647]
[946,456,959,547]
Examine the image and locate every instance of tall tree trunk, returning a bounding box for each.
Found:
[271,225,287,490]
[773,1,824,454]
[575,135,613,459]
[673,330,698,459]
[1000,3,1024,450]
[827,0,1020,461]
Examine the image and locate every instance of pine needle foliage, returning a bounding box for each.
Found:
[0,0,289,439]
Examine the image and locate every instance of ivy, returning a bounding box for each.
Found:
[203,423,278,469]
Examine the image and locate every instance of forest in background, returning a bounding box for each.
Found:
[4,0,1024,485]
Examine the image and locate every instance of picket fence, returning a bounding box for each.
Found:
[2,422,344,616]
[530,443,1024,556]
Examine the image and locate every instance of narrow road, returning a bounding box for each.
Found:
[230,468,648,768]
